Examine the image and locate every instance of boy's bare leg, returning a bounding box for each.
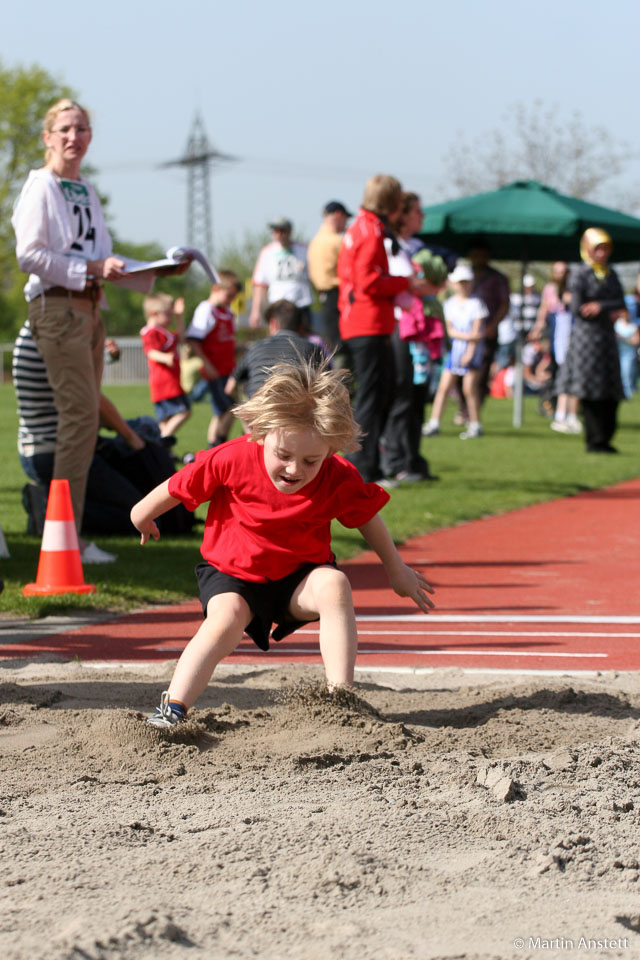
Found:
[168,593,253,708]
[462,371,480,423]
[430,369,453,422]
[206,410,234,445]
[160,409,191,437]
[288,566,358,687]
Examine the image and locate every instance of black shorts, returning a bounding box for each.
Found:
[195,560,336,651]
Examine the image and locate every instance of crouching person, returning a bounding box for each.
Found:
[130,360,435,727]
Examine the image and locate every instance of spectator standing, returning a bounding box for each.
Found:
[467,236,510,405]
[559,229,625,453]
[534,262,580,435]
[186,271,242,447]
[308,201,352,360]
[338,175,414,483]
[618,277,640,398]
[11,98,126,537]
[423,264,487,439]
[249,218,312,329]
[380,192,436,483]
[140,294,191,438]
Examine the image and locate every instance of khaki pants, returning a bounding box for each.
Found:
[28,296,105,533]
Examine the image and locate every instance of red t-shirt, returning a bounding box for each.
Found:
[168,435,390,582]
[140,325,183,403]
[186,302,236,378]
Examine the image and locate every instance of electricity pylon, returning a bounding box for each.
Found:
[159,113,236,260]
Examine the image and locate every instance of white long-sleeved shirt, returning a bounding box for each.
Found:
[12,168,112,301]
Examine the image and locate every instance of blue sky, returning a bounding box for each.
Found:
[4,0,638,260]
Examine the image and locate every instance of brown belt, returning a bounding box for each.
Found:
[39,283,101,301]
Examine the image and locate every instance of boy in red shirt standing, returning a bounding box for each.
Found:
[140,294,191,438]
[130,360,435,728]
[186,270,242,447]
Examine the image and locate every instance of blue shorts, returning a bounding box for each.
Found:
[206,376,235,415]
[154,394,191,422]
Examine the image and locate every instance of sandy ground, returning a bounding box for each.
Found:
[1,660,640,960]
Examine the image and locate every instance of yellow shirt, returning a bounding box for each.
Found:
[307,223,343,291]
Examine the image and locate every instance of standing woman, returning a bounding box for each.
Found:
[12,99,126,542]
[338,175,416,484]
[561,229,625,453]
[380,191,434,482]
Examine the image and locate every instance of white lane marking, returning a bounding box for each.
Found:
[153,646,607,660]
[298,628,640,639]
[354,614,640,624]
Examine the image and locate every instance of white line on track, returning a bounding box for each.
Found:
[354,614,640,624]
[154,647,607,660]
[298,628,640,639]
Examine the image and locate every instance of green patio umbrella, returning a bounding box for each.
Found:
[419,180,640,427]
[419,179,640,262]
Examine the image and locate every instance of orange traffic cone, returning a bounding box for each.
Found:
[23,479,96,596]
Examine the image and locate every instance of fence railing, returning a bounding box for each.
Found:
[1,337,150,385]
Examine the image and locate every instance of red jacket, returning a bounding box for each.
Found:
[338,208,409,339]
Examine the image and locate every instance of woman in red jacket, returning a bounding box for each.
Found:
[338,175,422,483]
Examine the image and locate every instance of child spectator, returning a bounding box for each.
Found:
[422,264,487,439]
[186,271,242,447]
[130,361,435,728]
[141,294,191,438]
[225,299,326,400]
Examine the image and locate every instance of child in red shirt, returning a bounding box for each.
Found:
[140,293,191,438]
[186,270,242,447]
[131,361,435,728]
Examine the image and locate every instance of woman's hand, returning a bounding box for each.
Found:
[87,256,126,280]
[580,301,602,317]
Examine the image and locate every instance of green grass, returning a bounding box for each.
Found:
[1,381,639,618]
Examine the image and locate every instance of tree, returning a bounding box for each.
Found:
[0,62,76,339]
[441,101,635,203]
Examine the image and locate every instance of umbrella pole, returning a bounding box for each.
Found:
[512,252,528,428]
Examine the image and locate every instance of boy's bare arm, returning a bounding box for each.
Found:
[99,394,145,450]
[147,348,174,366]
[130,480,181,545]
[357,514,435,614]
[186,337,218,379]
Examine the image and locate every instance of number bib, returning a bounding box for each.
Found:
[59,178,96,255]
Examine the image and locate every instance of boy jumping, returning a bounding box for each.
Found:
[130,361,435,727]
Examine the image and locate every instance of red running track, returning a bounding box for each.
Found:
[3,478,640,673]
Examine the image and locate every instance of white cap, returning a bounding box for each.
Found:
[523,273,535,286]
[449,264,474,283]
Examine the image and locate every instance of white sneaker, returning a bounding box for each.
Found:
[81,542,117,564]
[422,422,440,437]
[459,424,482,439]
[565,419,582,434]
[550,420,570,433]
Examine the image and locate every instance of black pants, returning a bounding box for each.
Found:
[381,331,430,478]
[582,399,618,450]
[345,335,395,482]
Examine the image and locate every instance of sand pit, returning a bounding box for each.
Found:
[1,660,639,959]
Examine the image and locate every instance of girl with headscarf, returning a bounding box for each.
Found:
[559,228,626,453]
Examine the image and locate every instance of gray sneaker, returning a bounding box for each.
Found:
[147,691,185,728]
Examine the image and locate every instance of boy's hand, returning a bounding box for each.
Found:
[135,519,160,546]
[173,297,185,318]
[388,564,435,614]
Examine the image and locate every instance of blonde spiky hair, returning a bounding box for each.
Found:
[234,359,362,454]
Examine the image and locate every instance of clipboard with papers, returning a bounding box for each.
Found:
[112,246,220,293]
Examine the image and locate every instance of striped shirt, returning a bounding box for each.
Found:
[12,322,58,456]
